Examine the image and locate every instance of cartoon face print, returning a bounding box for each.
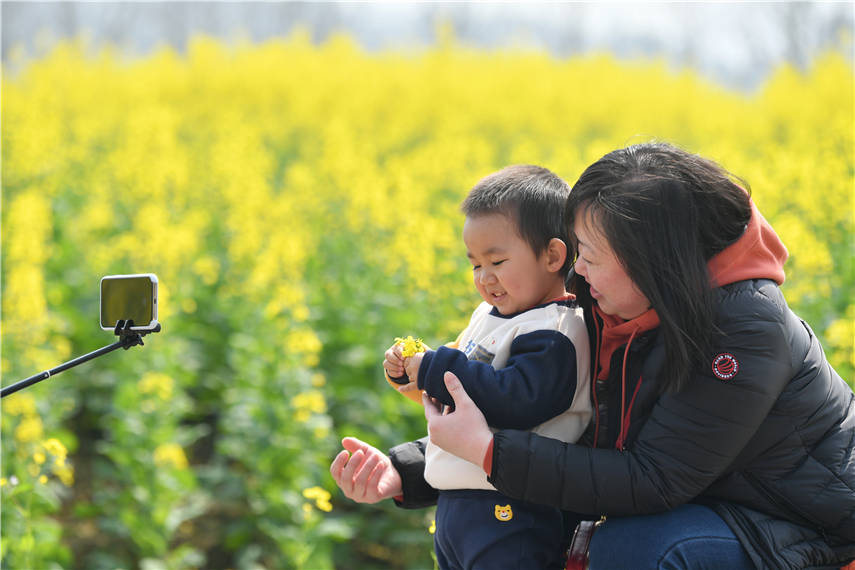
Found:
[494,504,513,522]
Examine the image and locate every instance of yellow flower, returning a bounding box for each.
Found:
[395,336,426,358]
[302,486,330,501]
[39,475,48,484]
[43,438,66,456]
[293,390,326,423]
[285,329,322,367]
[153,443,189,469]
[313,425,330,440]
[15,416,44,443]
[181,298,198,314]
[429,519,436,534]
[193,255,221,286]
[3,393,36,416]
[302,486,333,512]
[44,437,68,464]
[138,372,174,401]
[54,464,74,486]
[33,451,46,465]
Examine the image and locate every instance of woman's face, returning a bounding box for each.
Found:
[572,209,651,320]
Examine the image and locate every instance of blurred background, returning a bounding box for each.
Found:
[4,2,853,89]
[2,2,852,569]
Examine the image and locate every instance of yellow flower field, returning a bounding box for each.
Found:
[1,33,852,568]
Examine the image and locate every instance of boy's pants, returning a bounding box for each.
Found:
[434,489,566,570]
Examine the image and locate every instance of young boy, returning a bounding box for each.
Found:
[383,165,591,569]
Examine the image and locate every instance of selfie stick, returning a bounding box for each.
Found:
[0,320,161,399]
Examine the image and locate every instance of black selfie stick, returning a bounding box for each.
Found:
[0,320,161,399]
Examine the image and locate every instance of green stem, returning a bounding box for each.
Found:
[24,481,34,569]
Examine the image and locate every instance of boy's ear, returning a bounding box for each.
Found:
[545,238,567,272]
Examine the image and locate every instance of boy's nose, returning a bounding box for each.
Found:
[479,269,497,284]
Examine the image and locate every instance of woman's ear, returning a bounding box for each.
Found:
[545,238,567,273]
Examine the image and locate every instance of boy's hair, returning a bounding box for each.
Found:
[461,165,572,276]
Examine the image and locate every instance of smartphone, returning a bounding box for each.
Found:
[100,273,159,331]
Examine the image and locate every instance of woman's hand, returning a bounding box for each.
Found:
[424,372,493,469]
[330,437,402,503]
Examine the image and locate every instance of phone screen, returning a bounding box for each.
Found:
[100,274,158,330]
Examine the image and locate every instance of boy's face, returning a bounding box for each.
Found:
[463,213,566,316]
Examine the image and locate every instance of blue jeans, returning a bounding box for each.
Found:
[588,504,754,570]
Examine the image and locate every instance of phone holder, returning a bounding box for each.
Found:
[1,320,162,398]
[114,319,161,349]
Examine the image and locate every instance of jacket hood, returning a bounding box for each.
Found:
[707,199,788,287]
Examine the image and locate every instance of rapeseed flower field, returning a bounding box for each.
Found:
[1,33,852,569]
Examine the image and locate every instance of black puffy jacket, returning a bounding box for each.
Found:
[391,279,855,569]
[486,278,855,569]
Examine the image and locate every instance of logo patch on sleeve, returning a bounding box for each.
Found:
[712,353,739,380]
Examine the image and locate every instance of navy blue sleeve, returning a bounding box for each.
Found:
[417,330,578,430]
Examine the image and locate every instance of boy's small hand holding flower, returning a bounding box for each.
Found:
[404,351,425,384]
[387,336,429,396]
[383,343,406,379]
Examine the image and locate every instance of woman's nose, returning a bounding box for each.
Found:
[574,257,586,277]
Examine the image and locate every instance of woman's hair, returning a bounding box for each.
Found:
[462,164,573,277]
[568,142,752,392]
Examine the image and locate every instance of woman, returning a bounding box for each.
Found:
[331,142,855,569]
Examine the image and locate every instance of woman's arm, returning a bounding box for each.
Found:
[388,437,439,508]
[429,288,794,515]
[490,290,794,515]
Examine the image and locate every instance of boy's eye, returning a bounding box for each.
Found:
[493,260,506,266]
[472,265,481,271]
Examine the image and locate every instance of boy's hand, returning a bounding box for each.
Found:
[383,344,406,379]
[396,380,419,395]
[391,351,425,396]
[404,351,425,383]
